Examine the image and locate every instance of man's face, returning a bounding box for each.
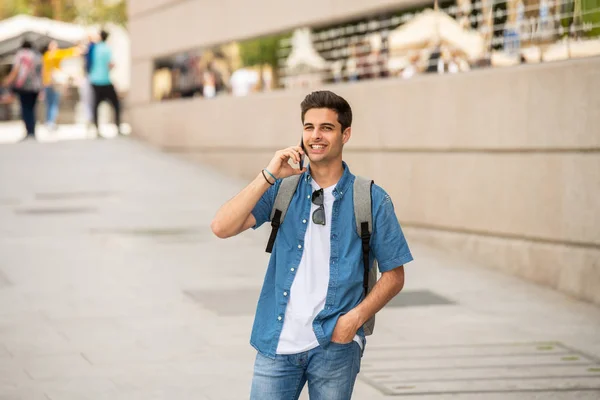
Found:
[302,108,351,165]
[49,41,58,51]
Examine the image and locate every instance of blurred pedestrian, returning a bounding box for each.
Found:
[89,30,123,137]
[41,40,82,131]
[2,40,42,141]
[79,33,99,129]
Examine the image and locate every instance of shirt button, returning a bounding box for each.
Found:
[283,292,288,296]
[302,219,307,224]
[298,244,302,249]
[291,268,295,272]
[277,316,282,321]
[307,195,311,199]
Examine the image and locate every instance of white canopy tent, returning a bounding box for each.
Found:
[0,16,130,92]
[285,28,329,72]
[387,9,485,61]
[0,15,86,60]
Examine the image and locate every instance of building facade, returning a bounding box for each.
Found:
[127,0,600,305]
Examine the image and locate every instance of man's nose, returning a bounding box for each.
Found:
[311,130,323,141]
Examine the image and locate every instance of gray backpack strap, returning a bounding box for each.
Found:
[354,176,377,336]
[354,176,373,237]
[265,175,301,253]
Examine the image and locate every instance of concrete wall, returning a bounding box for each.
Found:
[127,0,600,305]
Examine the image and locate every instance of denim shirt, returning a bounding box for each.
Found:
[251,162,413,358]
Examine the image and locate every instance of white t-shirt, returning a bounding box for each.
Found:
[277,180,362,354]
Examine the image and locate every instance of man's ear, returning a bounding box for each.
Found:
[342,127,352,145]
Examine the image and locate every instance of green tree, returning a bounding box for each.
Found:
[0,0,126,26]
[78,0,127,26]
[0,0,33,19]
[560,0,599,37]
[238,34,288,89]
[581,0,600,37]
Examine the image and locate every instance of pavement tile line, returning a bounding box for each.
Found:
[14,207,98,215]
[34,191,116,201]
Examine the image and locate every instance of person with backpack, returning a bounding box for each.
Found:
[211,90,413,399]
[2,40,43,141]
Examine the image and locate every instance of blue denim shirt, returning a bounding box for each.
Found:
[251,162,413,358]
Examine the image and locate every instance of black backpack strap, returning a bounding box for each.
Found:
[353,176,374,297]
[265,175,301,253]
[266,209,282,253]
[360,221,371,297]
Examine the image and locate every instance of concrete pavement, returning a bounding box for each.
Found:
[0,135,599,399]
[0,121,131,144]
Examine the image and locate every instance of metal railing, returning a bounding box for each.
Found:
[276,0,600,85]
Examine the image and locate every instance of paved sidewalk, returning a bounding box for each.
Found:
[0,136,599,400]
[0,121,131,144]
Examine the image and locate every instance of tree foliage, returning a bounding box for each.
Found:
[238,34,287,69]
[0,0,127,26]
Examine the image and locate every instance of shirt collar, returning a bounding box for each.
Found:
[304,161,353,199]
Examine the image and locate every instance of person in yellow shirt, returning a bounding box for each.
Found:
[41,40,82,130]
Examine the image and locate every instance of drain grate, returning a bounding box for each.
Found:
[183,289,453,317]
[0,197,20,206]
[90,226,211,244]
[385,289,454,308]
[14,207,97,215]
[184,288,260,316]
[35,191,115,200]
[358,342,600,396]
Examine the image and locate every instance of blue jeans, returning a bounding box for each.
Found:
[250,342,361,400]
[44,86,60,125]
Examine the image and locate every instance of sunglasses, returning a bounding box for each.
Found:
[311,189,326,225]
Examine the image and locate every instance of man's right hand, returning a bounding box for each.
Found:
[265,146,306,180]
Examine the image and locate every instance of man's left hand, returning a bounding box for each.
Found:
[331,311,361,344]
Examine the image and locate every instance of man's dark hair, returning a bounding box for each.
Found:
[100,30,109,42]
[301,90,352,132]
[21,39,33,49]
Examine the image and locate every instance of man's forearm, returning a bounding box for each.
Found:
[210,172,271,238]
[350,266,405,327]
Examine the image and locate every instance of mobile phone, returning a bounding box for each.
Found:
[299,137,306,170]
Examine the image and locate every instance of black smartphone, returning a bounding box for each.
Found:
[299,137,306,170]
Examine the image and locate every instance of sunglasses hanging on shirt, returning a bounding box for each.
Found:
[311,188,325,226]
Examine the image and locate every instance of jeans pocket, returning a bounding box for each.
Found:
[329,340,354,347]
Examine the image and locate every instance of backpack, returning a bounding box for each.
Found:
[265,174,379,336]
[14,50,39,91]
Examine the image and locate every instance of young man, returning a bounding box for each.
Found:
[88,30,122,137]
[211,90,413,399]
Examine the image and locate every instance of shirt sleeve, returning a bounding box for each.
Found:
[251,181,280,229]
[370,185,413,272]
[54,47,79,61]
